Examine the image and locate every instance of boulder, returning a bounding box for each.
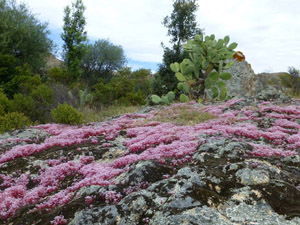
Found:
[224,59,258,97]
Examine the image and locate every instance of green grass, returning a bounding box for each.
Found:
[150,104,217,126]
[80,105,144,123]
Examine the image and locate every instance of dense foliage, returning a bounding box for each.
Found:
[93,68,150,106]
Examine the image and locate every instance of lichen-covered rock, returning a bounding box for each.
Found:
[224,59,257,97]
[255,86,291,102]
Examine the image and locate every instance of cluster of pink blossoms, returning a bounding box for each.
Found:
[0,99,299,220]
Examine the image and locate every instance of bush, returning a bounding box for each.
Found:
[51,103,83,125]
[93,70,149,107]
[30,84,55,123]
[118,91,146,106]
[0,89,10,116]
[0,112,31,133]
[288,67,300,96]
[10,94,35,119]
[50,83,77,107]
[48,67,73,84]
[279,73,293,89]
[2,64,42,98]
[93,81,114,106]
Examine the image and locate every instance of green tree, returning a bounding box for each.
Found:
[153,0,203,95]
[163,0,202,53]
[81,39,126,84]
[61,0,87,80]
[0,0,53,72]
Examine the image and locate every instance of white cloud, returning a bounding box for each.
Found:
[197,0,300,73]
[20,0,300,73]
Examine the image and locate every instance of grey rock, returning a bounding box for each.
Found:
[224,60,258,98]
[236,168,270,185]
[69,205,119,225]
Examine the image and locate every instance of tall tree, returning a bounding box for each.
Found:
[0,0,53,72]
[81,39,127,84]
[61,0,87,80]
[152,0,203,95]
[162,0,202,53]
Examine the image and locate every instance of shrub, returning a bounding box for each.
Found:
[51,103,83,125]
[48,67,73,84]
[10,94,35,119]
[287,67,300,96]
[93,80,114,106]
[118,91,146,106]
[30,84,55,123]
[3,64,42,97]
[50,83,76,107]
[0,89,10,116]
[93,71,149,107]
[279,73,293,88]
[0,112,31,133]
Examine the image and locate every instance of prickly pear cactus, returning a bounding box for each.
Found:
[151,91,175,105]
[170,34,237,100]
[204,71,232,100]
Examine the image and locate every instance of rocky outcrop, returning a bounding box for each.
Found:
[1,94,300,224]
[46,54,63,68]
[224,59,258,98]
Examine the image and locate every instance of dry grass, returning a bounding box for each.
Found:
[80,105,144,123]
[150,104,217,126]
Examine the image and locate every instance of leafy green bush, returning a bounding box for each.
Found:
[0,53,16,85]
[279,73,293,89]
[10,93,35,119]
[93,72,148,106]
[0,112,31,133]
[2,64,42,98]
[287,67,300,96]
[0,89,10,116]
[118,91,146,106]
[48,67,73,84]
[93,80,114,105]
[51,103,83,125]
[30,84,55,123]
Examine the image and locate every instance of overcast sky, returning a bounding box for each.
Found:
[19,0,300,73]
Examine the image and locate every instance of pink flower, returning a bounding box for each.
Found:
[50,215,67,225]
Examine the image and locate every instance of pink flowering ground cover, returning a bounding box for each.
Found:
[0,99,299,222]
